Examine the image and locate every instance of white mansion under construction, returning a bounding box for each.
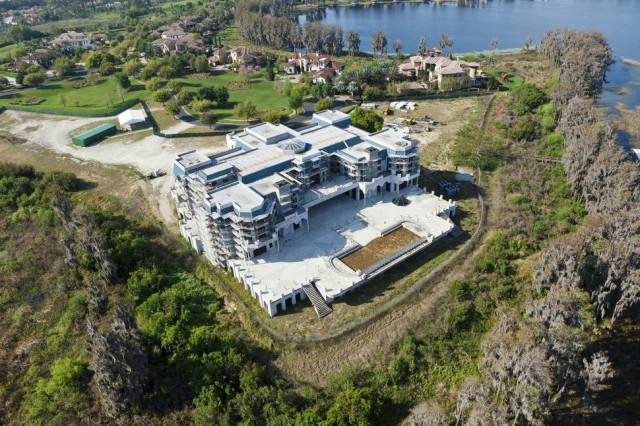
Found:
[172,110,457,317]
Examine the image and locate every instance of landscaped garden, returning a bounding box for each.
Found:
[0,76,148,115]
[175,68,289,121]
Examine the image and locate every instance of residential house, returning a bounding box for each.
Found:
[49,31,93,50]
[152,32,205,54]
[208,47,231,66]
[285,53,345,84]
[230,47,264,65]
[398,50,483,91]
[18,50,53,68]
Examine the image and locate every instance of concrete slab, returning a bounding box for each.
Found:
[233,187,455,305]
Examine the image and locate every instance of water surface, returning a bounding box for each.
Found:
[300,0,640,113]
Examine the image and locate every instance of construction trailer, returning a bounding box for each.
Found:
[71,123,117,147]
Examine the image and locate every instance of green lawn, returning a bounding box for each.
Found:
[175,69,289,121]
[483,68,525,90]
[0,77,149,115]
[0,43,17,57]
[0,68,287,119]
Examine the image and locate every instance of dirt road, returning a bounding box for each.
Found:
[0,110,227,226]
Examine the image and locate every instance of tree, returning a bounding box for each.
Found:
[85,51,116,69]
[582,352,614,407]
[325,387,382,425]
[146,77,164,92]
[167,79,182,93]
[0,76,8,88]
[15,72,24,86]
[152,89,172,105]
[234,101,258,121]
[197,86,217,101]
[439,33,454,55]
[192,99,214,113]
[371,29,387,56]
[194,55,209,73]
[314,97,334,112]
[265,64,275,81]
[26,357,90,424]
[417,36,427,56]
[289,93,303,111]
[157,65,177,79]
[510,83,549,115]
[113,72,131,90]
[262,109,288,124]
[290,83,311,99]
[176,90,195,106]
[200,112,217,129]
[350,107,383,132]
[347,81,361,98]
[213,86,229,107]
[524,36,533,51]
[89,306,147,418]
[23,73,44,86]
[165,102,181,118]
[10,45,27,60]
[393,39,403,58]
[311,82,332,99]
[363,87,386,101]
[98,62,115,76]
[53,57,75,77]
[346,30,360,56]
[60,95,67,108]
[122,59,142,76]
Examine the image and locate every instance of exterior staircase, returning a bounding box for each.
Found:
[302,283,332,318]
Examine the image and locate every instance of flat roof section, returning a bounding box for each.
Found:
[299,125,359,150]
[250,174,293,197]
[226,144,292,175]
[313,109,350,124]
[367,128,415,152]
[246,122,291,144]
[176,150,211,169]
[208,182,264,213]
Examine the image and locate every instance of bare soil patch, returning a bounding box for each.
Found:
[341,227,419,271]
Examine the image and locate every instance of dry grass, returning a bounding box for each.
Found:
[340,227,419,271]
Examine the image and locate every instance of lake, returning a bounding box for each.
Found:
[299,0,640,114]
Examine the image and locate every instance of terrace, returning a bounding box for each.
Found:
[230,187,456,314]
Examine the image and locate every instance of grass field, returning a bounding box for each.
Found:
[176,69,289,120]
[0,76,149,115]
[0,43,17,57]
[0,68,287,119]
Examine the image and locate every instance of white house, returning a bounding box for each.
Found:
[49,31,93,50]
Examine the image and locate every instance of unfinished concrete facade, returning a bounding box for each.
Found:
[172,110,457,316]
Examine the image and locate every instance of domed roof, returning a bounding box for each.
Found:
[277,139,307,154]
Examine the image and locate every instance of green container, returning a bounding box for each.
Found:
[71,123,117,147]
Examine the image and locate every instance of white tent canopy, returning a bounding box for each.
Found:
[118,109,147,127]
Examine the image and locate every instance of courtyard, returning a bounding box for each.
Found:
[230,186,456,313]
